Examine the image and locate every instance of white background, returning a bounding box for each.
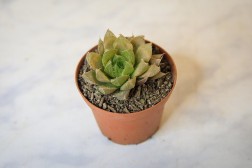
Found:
[0,0,252,167]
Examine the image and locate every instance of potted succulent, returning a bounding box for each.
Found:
[75,30,177,145]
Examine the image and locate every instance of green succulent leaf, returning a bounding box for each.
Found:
[102,49,117,67]
[131,59,149,77]
[112,90,130,100]
[114,64,124,77]
[121,61,134,76]
[86,52,102,70]
[83,30,166,97]
[104,60,116,78]
[113,34,133,53]
[81,70,99,85]
[104,29,116,50]
[137,77,148,85]
[95,69,110,83]
[150,72,167,80]
[98,84,118,95]
[112,54,127,64]
[150,54,163,66]
[152,54,164,59]
[104,60,122,78]
[104,54,134,78]
[136,43,152,63]
[131,36,145,52]
[120,77,136,91]
[150,58,162,66]
[111,75,129,86]
[120,49,135,65]
[139,64,160,78]
[98,39,104,55]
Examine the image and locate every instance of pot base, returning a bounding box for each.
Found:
[105,126,159,145]
[91,103,164,145]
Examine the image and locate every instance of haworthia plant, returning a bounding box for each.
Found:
[82,29,165,100]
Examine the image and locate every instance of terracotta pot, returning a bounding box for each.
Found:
[75,41,177,145]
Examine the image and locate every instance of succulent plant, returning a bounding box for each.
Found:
[82,30,166,100]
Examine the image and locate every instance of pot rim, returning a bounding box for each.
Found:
[75,40,177,116]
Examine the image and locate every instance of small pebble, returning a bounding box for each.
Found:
[140,99,145,104]
[102,103,107,109]
[99,97,104,107]
[147,99,151,105]
[134,86,141,98]
[123,107,129,113]
[107,105,116,112]
[168,82,172,88]
[90,92,94,100]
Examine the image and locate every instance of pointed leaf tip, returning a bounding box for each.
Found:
[98,85,117,95]
[104,30,116,50]
[86,52,102,70]
[137,77,148,85]
[139,64,160,78]
[112,90,130,100]
[150,54,164,66]
[131,35,145,52]
[111,75,129,87]
[150,72,167,80]
[120,77,136,91]
[96,69,110,83]
[152,54,164,59]
[98,39,104,55]
[131,59,149,77]
[81,70,99,85]
[113,35,133,53]
[102,49,117,67]
[136,43,152,63]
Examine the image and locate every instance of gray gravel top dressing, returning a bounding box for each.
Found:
[78,45,174,113]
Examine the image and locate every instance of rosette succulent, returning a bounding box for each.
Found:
[82,30,166,100]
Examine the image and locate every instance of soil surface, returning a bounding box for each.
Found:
[78,45,174,113]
